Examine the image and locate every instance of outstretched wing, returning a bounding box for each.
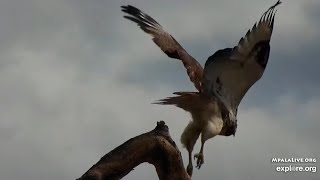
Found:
[121,5,204,92]
[203,0,281,110]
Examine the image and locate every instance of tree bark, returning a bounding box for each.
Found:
[77,121,191,180]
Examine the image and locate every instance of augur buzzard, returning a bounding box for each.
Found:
[121,0,281,176]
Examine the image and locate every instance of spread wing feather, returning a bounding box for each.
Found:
[203,0,281,110]
[230,0,281,60]
[121,5,204,92]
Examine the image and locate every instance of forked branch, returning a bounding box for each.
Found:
[77,121,191,180]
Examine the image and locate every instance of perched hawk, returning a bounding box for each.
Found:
[121,0,281,176]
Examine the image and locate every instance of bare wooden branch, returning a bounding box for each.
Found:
[77,121,191,180]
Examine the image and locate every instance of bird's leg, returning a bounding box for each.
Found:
[186,150,193,176]
[194,140,205,169]
[181,120,202,175]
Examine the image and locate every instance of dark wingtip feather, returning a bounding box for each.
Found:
[267,0,282,13]
[258,0,282,28]
[152,102,164,105]
[245,29,251,37]
[151,99,163,104]
[121,5,140,15]
[121,4,162,33]
[275,0,282,7]
[151,99,171,105]
[123,15,139,23]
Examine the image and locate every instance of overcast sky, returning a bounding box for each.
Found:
[0,0,319,179]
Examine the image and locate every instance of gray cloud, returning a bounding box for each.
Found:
[0,0,319,180]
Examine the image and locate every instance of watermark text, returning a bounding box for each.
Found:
[271,157,317,173]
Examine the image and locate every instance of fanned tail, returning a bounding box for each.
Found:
[153,92,210,113]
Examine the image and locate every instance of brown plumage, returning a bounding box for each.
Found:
[121,0,281,176]
[122,5,204,92]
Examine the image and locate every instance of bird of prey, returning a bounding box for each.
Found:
[121,0,281,176]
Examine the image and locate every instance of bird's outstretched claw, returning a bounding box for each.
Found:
[194,153,204,169]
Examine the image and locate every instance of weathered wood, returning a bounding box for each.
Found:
[77,121,191,180]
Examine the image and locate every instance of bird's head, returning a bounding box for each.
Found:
[225,108,238,136]
[229,107,238,122]
[215,95,238,136]
[229,110,237,122]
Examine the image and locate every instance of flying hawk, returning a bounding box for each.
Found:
[121,0,281,176]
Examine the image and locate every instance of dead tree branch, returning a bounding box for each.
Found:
[77,121,191,180]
